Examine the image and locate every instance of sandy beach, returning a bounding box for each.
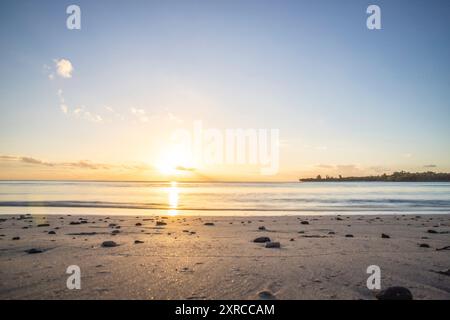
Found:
[0,213,449,300]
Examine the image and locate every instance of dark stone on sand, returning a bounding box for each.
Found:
[376,286,413,300]
[48,231,56,235]
[427,229,438,234]
[290,238,295,241]
[265,241,281,248]
[300,221,309,225]
[419,243,430,248]
[254,237,271,243]
[432,269,450,276]
[134,240,144,244]
[258,226,266,230]
[108,223,117,227]
[204,222,215,226]
[336,217,343,221]
[381,233,390,239]
[12,237,20,240]
[25,248,43,254]
[258,290,276,300]
[101,241,118,248]
[111,230,120,234]
[70,221,81,225]
[345,234,354,238]
[37,224,50,227]
[328,231,335,235]
[156,221,167,226]
[135,223,142,226]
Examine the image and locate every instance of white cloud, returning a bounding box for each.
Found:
[60,104,68,114]
[54,58,73,78]
[130,107,149,122]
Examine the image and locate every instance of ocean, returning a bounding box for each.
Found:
[0,180,449,216]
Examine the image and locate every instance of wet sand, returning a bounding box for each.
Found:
[0,213,449,299]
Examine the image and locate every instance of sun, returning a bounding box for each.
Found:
[156,145,196,176]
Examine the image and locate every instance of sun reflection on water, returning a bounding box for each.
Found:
[168,181,179,216]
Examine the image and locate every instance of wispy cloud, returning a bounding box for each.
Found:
[423,164,437,168]
[0,155,152,171]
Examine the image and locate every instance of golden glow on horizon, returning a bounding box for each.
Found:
[156,145,195,176]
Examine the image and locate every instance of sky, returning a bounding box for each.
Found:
[0,0,449,181]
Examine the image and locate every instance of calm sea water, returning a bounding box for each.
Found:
[0,181,449,216]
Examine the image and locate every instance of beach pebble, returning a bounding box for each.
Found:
[376,286,413,300]
[156,221,167,226]
[101,241,118,248]
[37,223,50,227]
[345,234,354,238]
[265,241,281,248]
[111,230,120,234]
[25,248,43,254]
[427,229,438,234]
[258,290,276,300]
[204,222,215,226]
[254,237,271,243]
[328,231,335,235]
[258,226,266,230]
[381,233,390,239]
[419,243,430,248]
[135,223,142,226]
[48,231,56,235]
[433,269,450,276]
[134,240,144,244]
[300,221,309,225]
[12,236,20,240]
[69,221,81,225]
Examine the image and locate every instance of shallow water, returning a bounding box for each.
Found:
[0,180,449,216]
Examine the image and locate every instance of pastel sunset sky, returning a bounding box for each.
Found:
[1,0,449,181]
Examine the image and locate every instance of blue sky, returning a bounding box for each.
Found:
[0,0,449,180]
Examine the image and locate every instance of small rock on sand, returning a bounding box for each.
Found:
[25,248,43,254]
[381,233,390,239]
[265,242,281,248]
[135,223,142,226]
[111,230,120,234]
[12,236,20,240]
[134,240,144,244]
[101,241,118,248]
[258,226,266,230]
[419,243,430,248]
[376,286,413,300]
[37,224,50,227]
[427,229,438,234]
[345,234,354,238]
[258,290,276,300]
[48,231,56,235]
[254,237,271,243]
[204,222,215,226]
[156,221,167,226]
[300,221,309,225]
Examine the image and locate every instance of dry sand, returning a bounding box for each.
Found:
[0,213,449,300]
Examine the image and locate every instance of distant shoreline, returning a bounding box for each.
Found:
[300,171,450,183]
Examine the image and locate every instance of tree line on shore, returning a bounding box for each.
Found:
[299,171,450,182]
